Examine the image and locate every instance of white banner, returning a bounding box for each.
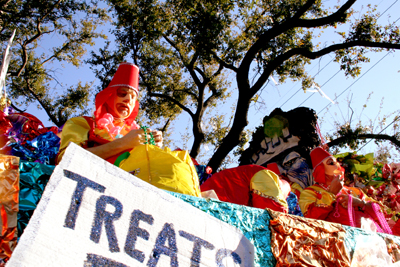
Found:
[7,143,254,267]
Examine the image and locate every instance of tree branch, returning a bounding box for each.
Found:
[24,78,60,126]
[291,0,317,21]
[211,51,238,72]
[252,40,400,91]
[163,34,203,90]
[240,0,356,83]
[148,91,194,117]
[328,133,400,148]
[296,0,357,28]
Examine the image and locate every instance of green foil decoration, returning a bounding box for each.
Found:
[168,191,276,267]
[18,161,55,236]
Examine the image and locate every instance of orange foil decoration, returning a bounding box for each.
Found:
[0,155,19,263]
[268,209,351,267]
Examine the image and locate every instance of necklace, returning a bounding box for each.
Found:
[140,125,156,145]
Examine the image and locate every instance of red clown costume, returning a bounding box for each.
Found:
[56,62,140,164]
[200,164,291,212]
[299,147,391,232]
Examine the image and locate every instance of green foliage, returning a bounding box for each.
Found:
[328,122,369,150]
[1,0,109,126]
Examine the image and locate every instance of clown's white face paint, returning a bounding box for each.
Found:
[323,156,344,180]
[113,87,137,119]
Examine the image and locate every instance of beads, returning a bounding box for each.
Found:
[140,125,156,145]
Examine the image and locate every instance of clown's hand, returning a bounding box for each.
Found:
[337,194,364,209]
[151,130,163,148]
[122,128,149,148]
[328,175,344,195]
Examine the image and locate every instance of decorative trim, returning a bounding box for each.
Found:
[251,189,287,208]
[109,84,138,93]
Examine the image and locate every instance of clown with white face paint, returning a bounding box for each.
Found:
[56,62,163,164]
[299,147,394,234]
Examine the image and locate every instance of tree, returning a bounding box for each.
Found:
[0,0,109,127]
[324,94,400,162]
[89,0,400,172]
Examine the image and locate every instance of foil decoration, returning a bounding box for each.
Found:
[11,131,60,165]
[17,161,55,236]
[168,191,276,267]
[0,155,19,263]
[343,224,400,260]
[268,209,351,266]
[286,192,303,217]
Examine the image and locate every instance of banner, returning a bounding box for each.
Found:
[7,143,254,266]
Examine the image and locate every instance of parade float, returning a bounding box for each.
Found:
[1,31,400,267]
[2,102,400,267]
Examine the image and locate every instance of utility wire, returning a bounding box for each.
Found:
[317,51,391,115]
[278,0,398,110]
[246,1,399,131]
[297,68,341,107]
[279,58,334,108]
[356,115,400,152]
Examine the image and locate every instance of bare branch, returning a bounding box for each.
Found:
[211,51,238,72]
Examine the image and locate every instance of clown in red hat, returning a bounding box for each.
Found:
[299,147,394,235]
[56,62,163,164]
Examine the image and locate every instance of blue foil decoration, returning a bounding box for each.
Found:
[168,192,276,267]
[18,161,55,236]
[11,131,60,165]
[286,192,303,217]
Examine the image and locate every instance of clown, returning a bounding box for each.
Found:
[56,62,163,164]
[299,147,391,233]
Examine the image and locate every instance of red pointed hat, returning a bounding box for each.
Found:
[94,62,140,125]
[106,62,139,95]
[310,147,332,170]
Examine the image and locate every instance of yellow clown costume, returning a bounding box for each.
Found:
[299,147,391,233]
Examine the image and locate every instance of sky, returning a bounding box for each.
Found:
[14,0,400,165]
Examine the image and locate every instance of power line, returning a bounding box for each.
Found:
[297,68,341,107]
[356,115,400,152]
[246,1,399,131]
[278,58,334,108]
[317,51,392,115]
[277,0,398,110]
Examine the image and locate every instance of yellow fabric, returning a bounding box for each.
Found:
[57,117,91,163]
[119,144,201,197]
[291,182,303,195]
[299,185,336,215]
[250,170,288,208]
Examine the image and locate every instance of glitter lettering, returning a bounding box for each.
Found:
[63,170,106,229]
[178,230,215,267]
[147,223,178,267]
[125,209,154,262]
[84,253,128,267]
[90,195,123,252]
[215,249,242,267]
